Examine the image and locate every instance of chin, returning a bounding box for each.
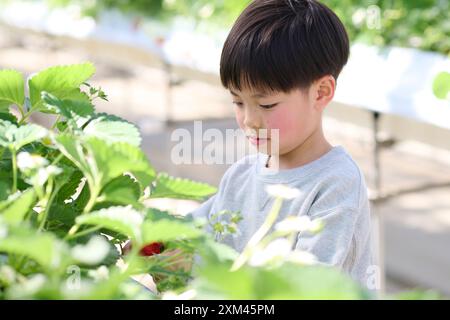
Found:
[256,145,285,156]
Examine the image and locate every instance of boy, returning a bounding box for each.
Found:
[190,0,373,288]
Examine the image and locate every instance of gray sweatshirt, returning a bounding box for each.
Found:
[189,145,374,288]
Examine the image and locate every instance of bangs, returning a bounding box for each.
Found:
[220,23,312,94]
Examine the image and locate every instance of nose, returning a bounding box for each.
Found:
[243,107,261,130]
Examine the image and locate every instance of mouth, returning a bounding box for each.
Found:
[247,136,270,146]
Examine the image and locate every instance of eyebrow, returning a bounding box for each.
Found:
[230,90,269,98]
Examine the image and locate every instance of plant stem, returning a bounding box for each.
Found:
[231,197,283,271]
[67,224,80,239]
[51,115,61,130]
[83,182,99,214]
[18,107,36,125]
[50,153,64,166]
[38,179,57,232]
[64,225,102,241]
[18,112,30,125]
[83,191,97,214]
[11,149,17,193]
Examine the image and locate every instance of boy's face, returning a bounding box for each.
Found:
[230,85,322,156]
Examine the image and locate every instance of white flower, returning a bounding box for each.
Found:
[248,238,292,267]
[71,236,110,265]
[275,216,323,233]
[8,274,46,298]
[265,184,301,200]
[35,165,62,185]
[287,251,318,265]
[17,152,48,171]
[17,152,62,186]
[46,165,62,176]
[88,266,109,282]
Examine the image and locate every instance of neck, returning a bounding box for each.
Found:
[268,123,332,170]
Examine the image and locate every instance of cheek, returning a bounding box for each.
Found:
[234,108,245,129]
[266,109,299,140]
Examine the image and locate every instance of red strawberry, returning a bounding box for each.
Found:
[139,242,164,256]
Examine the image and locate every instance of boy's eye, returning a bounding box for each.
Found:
[232,101,244,107]
[259,103,277,109]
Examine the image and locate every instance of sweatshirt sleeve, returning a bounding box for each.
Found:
[294,206,359,269]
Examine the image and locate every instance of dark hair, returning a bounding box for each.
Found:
[220,0,350,94]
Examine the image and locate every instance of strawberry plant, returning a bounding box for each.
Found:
[0,62,219,299]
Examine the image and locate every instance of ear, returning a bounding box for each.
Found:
[313,75,335,111]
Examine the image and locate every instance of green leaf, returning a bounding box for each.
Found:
[0,120,12,147]
[0,70,25,108]
[71,235,111,266]
[0,101,11,111]
[99,175,141,206]
[54,134,91,176]
[12,124,47,151]
[56,121,68,132]
[64,88,91,101]
[1,189,36,226]
[193,262,254,299]
[150,173,217,201]
[433,71,450,100]
[84,137,155,188]
[0,112,19,124]
[76,206,144,243]
[102,240,121,266]
[28,63,95,108]
[142,219,202,244]
[254,264,368,300]
[47,203,80,228]
[56,170,84,204]
[193,263,367,300]
[41,92,94,118]
[194,237,238,263]
[56,135,156,190]
[145,208,181,222]
[0,120,48,150]
[72,181,91,212]
[0,231,65,269]
[83,114,141,147]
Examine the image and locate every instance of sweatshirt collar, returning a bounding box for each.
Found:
[255,145,345,183]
